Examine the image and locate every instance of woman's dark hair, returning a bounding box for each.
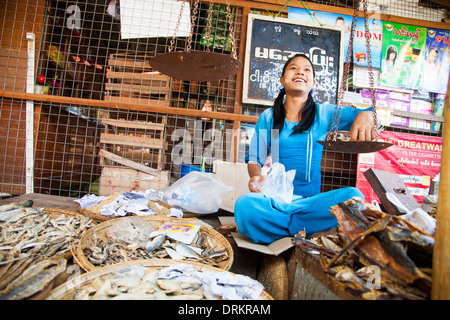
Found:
[273,53,316,134]
[385,45,397,64]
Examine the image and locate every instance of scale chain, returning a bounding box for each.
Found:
[168,0,187,53]
[330,0,379,141]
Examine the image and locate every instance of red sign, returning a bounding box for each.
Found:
[356,131,442,205]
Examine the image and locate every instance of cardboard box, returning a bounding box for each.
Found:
[99,166,170,196]
[219,216,293,256]
[212,160,250,213]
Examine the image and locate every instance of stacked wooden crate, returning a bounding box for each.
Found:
[100,53,172,195]
[98,115,170,196]
[103,53,171,106]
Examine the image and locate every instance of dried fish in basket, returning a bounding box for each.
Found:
[0,258,67,300]
[310,197,434,300]
[0,207,96,300]
[0,207,95,260]
[75,216,233,272]
[46,259,273,300]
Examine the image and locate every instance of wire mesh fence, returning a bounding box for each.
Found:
[0,0,448,200]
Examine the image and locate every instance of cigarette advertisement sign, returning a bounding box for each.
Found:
[379,22,427,89]
[356,131,442,205]
[422,29,450,93]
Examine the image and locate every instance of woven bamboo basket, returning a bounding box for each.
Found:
[46,259,273,300]
[77,200,174,222]
[74,215,233,272]
[257,254,288,300]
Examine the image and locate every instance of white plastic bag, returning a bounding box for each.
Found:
[148,171,233,214]
[261,162,296,203]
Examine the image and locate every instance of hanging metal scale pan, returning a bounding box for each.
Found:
[317,0,392,154]
[318,130,393,153]
[317,140,393,154]
[150,51,242,82]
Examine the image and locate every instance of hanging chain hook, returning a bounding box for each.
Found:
[226,0,237,60]
[204,1,214,52]
[186,0,200,53]
[168,1,187,53]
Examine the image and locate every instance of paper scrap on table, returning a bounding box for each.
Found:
[74,194,107,208]
[150,222,200,244]
[74,192,183,218]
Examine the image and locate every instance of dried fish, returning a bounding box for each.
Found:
[145,234,165,252]
[309,197,435,300]
[82,224,229,269]
[0,208,95,259]
[330,200,427,286]
[0,258,66,300]
[63,268,207,300]
[165,247,185,260]
[0,200,33,213]
[175,242,201,259]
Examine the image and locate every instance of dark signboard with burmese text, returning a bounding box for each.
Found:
[242,14,345,106]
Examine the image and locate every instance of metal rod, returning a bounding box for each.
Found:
[26,32,35,194]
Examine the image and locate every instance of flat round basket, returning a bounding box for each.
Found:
[74,215,233,272]
[77,200,174,222]
[46,259,273,300]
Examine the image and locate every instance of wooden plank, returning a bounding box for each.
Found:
[432,74,450,300]
[220,0,450,31]
[0,90,260,123]
[106,71,170,81]
[104,82,171,95]
[103,95,170,107]
[100,118,165,131]
[108,58,153,69]
[288,247,358,300]
[100,132,164,149]
[99,149,159,176]
[392,110,444,123]
[0,193,79,211]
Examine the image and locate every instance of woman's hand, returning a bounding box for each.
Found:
[248,162,264,192]
[350,111,376,141]
[249,174,265,193]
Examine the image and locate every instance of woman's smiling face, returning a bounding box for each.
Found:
[280,56,315,95]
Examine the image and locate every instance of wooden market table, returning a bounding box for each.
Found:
[288,246,358,300]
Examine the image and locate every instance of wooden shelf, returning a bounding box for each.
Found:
[392,110,444,123]
[100,118,165,131]
[100,133,164,149]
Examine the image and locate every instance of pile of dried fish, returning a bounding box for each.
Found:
[49,263,266,300]
[0,207,95,258]
[0,205,95,300]
[0,257,66,300]
[82,218,229,269]
[68,266,208,300]
[293,197,434,300]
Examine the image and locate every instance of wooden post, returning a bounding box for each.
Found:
[432,72,450,299]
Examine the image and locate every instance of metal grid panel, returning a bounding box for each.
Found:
[0,0,447,199]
